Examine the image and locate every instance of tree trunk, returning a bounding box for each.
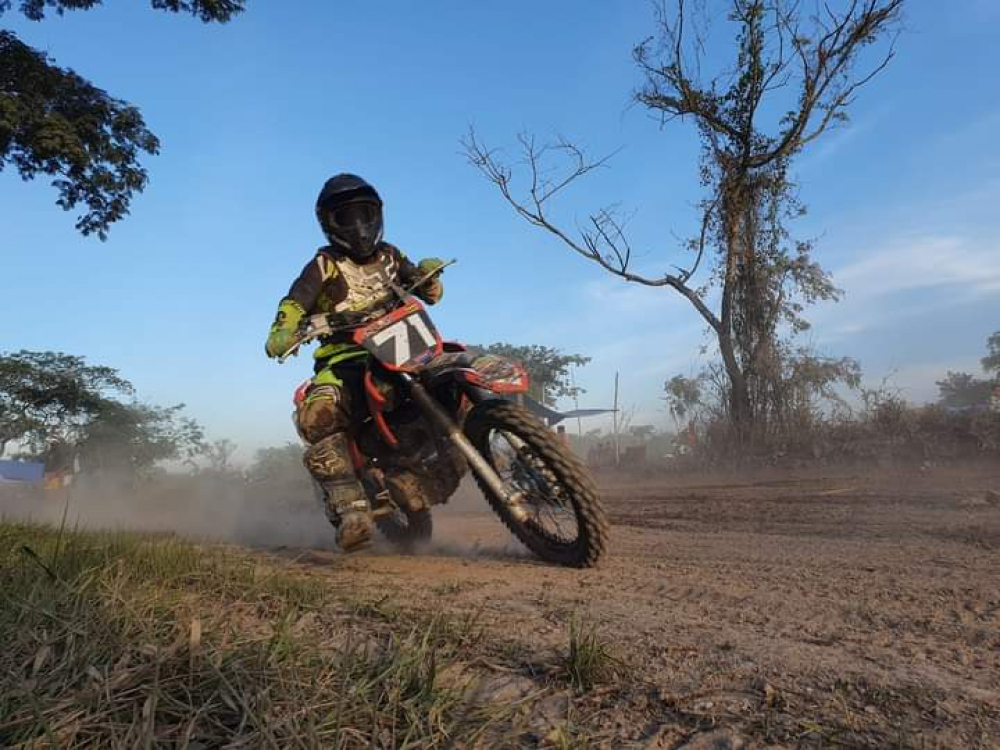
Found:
[718,327,752,434]
[718,187,753,439]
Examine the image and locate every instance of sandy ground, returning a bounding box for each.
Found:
[276,466,1000,747]
[4,465,999,746]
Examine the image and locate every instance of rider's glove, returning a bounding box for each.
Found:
[415,257,445,304]
[265,299,306,358]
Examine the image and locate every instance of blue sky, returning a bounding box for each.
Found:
[3,1,999,457]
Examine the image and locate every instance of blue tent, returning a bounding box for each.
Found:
[0,460,45,483]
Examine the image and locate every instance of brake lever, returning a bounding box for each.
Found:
[277,315,328,363]
[278,339,304,363]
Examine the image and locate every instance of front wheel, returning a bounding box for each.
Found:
[464,400,609,567]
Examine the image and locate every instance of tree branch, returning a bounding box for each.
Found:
[463,128,722,333]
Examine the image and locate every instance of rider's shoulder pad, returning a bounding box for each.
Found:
[314,248,341,282]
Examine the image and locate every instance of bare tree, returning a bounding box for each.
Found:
[204,438,238,475]
[464,0,902,439]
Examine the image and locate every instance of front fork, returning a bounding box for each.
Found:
[402,375,528,521]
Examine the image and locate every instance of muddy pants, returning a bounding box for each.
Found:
[296,362,368,520]
[297,359,467,518]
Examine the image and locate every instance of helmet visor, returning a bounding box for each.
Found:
[328,200,380,229]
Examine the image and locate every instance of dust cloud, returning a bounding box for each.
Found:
[0,473,524,559]
[0,474,333,549]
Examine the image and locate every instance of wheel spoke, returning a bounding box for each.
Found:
[486,427,579,546]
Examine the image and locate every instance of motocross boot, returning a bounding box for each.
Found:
[322,480,374,552]
[303,433,375,552]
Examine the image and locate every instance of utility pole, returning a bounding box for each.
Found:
[570,367,583,439]
[612,371,620,468]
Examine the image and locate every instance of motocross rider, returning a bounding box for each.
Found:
[265,174,445,552]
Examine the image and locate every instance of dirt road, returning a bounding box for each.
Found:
[4,465,997,745]
[275,466,1000,747]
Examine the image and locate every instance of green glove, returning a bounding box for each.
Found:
[415,257,445,304]
[418,257,446,276]
[265,299,306,358]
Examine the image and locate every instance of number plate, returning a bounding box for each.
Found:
[359,306,441,369]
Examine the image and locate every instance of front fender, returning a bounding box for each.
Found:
[426,352,530,395]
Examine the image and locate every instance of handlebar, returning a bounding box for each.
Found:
[278,310,372,362]
[277,257,456,363]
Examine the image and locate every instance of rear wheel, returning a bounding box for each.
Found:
[375,507,433,550]
[464,400,608,567]
[313,479,433,551]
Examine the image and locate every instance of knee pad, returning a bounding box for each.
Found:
[303,432,354,482]
[296,385,347,444]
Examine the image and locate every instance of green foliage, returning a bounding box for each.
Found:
[754,346,861,424]
[471,342,590,406]
[664,374,703,424]
[0,0,245,237]
[0,31,159,238]
[0,350,132,454]
[936,333,1000,410]
[666,345,861,451]
[247,442,305,482]
[79,400,205,474]
[0,0,245,23]
[936,371,993,410]
[982,331,1000,376]
[0,350,204,473]
[201,437,238,474]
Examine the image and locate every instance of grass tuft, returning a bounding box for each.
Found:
[0,520,511,747]
[561,617,620,694]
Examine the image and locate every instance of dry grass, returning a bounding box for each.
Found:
[7,505,983,747]
[560,619,621,695]
[0,519,513,748]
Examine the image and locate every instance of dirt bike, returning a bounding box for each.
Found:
[281,262,608,568]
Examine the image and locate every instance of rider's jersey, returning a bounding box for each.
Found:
[282,242,441,366]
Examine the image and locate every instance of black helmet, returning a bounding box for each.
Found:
[315,173,384,261]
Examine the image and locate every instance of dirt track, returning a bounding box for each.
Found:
[275,466,1000,747]
[4,465,998,745]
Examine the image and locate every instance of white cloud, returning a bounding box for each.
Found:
[833,234,1000,300]
[581,276,692,318]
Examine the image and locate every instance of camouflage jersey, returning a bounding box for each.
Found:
[280,242,442,367]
